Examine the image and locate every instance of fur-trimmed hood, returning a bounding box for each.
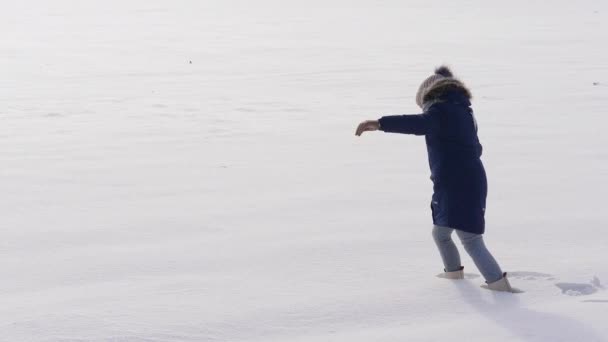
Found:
[416,66,472,108]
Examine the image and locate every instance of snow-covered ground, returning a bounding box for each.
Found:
[2,1,608,341]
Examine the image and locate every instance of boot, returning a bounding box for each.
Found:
[481,272,522,293]
[437,266,464,279]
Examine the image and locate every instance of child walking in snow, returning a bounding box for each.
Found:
[355,66,516,292]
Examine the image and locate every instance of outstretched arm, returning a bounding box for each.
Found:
[378,110,439,136]
[355,108,439,137]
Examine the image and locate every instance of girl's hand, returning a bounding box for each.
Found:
[355,120,380,136]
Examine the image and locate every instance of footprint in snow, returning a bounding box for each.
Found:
[556,276,604,297]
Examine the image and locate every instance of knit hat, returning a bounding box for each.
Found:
[415,66,470,108]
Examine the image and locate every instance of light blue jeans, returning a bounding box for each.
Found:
[432,225,503,283]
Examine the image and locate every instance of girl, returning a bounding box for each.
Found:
[355,66,516,292]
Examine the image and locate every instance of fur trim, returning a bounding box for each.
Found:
[434,65,453,78]
[422,78,472,104]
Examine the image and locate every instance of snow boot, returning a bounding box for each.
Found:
[481,272,522,293]
[437,266,464,279]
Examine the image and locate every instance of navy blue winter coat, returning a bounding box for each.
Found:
[378,89,487,234]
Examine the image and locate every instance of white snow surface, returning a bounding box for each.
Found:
[2,1,608,341]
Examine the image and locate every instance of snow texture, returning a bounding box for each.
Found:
[1,1,608,341]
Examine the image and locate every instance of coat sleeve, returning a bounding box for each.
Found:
[378,106,440,136]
